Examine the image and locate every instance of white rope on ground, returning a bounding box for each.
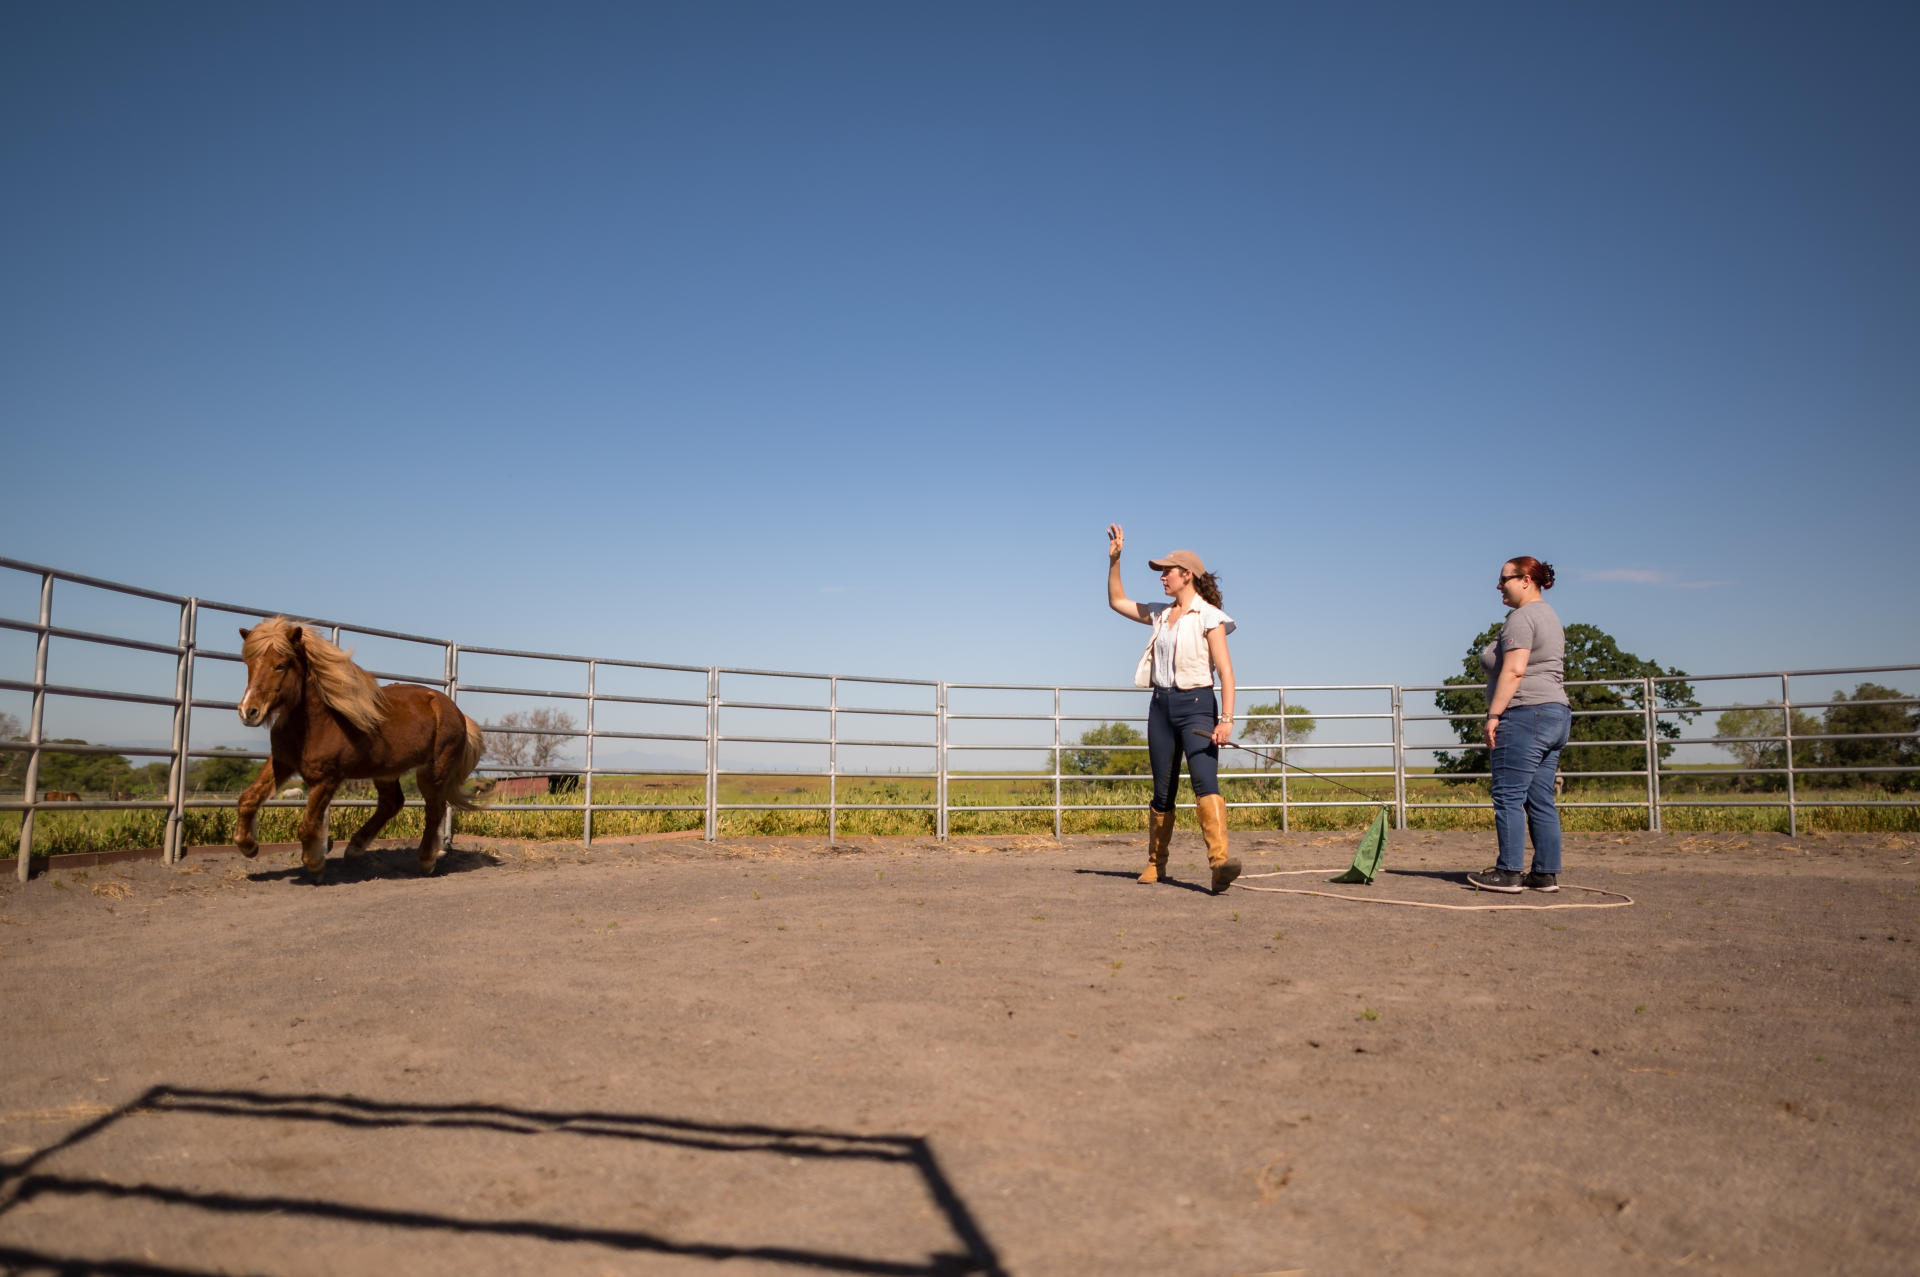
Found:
[1233,869,1635,911]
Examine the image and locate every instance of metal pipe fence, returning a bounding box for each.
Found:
[3,555,1916,878]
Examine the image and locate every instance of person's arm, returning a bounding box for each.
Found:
[1107,523,1149,623]
[1486,647,1530,747]
[1207,625,1236,745]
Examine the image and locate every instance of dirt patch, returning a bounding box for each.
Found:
[2,829,1917,1274]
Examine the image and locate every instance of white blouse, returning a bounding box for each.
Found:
[1134,599,1235,690]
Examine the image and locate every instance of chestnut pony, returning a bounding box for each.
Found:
[235,618,485,877]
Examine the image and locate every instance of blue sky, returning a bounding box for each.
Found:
[4,0,1916,708]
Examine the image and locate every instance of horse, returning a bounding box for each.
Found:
[234,617,486,878]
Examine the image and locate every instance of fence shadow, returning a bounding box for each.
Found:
[0,1086,1005,1276]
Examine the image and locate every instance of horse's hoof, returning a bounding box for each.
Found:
[343,841,368,859]
[417,853,439,877]
[236,840,258,859]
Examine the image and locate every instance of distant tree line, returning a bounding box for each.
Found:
[0,701,592,799]
[1712,682,1918,791]
[1053,703,1316,777]
[0,713,263,797]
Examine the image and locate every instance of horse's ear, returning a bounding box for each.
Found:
[287,625,305,649]
[238,626,251,642]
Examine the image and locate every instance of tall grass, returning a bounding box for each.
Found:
[5,772,1914,858]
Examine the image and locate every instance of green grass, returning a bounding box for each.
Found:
[4,771,1915,857]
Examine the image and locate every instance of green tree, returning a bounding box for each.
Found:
[1238,703,1316,747]
[1,731,171,798]
[1059,722,1150,776]
[1238,702,1315,773]
[1819,682,1918,791]
[33,740,141,796]
[1433,622,1698,788]
[0,711,22,791]
[191,747,267,793]
[1713,703,1823,790]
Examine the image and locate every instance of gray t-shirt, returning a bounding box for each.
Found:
[1481,600,1569,707]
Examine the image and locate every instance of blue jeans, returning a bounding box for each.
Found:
[1491,702,1572,873]
[1148,686,1220,811]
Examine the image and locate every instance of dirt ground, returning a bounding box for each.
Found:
[1,826,1917,1276]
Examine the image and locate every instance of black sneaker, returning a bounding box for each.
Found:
[1466,867,1523,894]
[1523,871,1559,893]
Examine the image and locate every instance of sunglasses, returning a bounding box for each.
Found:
[1498,574,1525,585]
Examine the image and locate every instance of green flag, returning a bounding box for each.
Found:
[1329,807,1389,884]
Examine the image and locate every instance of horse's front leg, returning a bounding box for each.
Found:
[297,779,340,877]
[234,759,280,858]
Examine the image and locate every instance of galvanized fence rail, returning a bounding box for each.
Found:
[3,555,1916,879]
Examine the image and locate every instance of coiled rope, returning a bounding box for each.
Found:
[1232,870,1634,911]
[1222,738,1635,910]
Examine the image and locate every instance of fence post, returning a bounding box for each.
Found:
[1782,674,1798,837]
[1392,685,1407,831]
[15,572,52,880]
[705,668,719,842]
[1052,686,1062,840]
[583,660,596,846]
[1644,677,1662,832]
[164,599,198,864]
[1278,686,1290,833]
[442,643,459,849]
[828,675,839,844]
[936,682,948,841]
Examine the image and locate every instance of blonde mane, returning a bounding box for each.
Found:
[243,617,389,734]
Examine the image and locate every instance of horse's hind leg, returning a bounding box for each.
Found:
[346,780,405,858]
[415,777,447,875]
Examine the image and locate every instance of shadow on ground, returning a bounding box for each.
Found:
[1070,867,1215,894]
[0,1086,1005,1276]
[241,845,503,885]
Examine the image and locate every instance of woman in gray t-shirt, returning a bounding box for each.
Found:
[1466,558,1573,895]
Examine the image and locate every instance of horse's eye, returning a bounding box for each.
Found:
[276,662,291,671]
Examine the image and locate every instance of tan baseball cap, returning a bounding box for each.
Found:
[1148,550,1205,575]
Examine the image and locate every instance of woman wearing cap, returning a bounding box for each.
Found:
[1466,556,1572,894]
[1106,522,1240,893]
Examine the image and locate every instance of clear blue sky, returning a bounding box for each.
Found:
[5,0,1916,697]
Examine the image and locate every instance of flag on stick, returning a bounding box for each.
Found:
[1329,807,1389,884]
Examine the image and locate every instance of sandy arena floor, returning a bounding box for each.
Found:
[2,827,1917,1275]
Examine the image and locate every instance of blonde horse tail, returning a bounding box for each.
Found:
[447,711,489,810]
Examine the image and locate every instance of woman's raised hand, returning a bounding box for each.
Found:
[1107,523,1124,562]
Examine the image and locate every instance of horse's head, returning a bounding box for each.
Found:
[237,619,308,728]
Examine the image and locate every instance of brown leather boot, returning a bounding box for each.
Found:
[1197,794,1239,893]
[1137,807,1177,883]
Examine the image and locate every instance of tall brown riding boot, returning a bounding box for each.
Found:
[1138,806,1177,883]
[1197,793,1239,894]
